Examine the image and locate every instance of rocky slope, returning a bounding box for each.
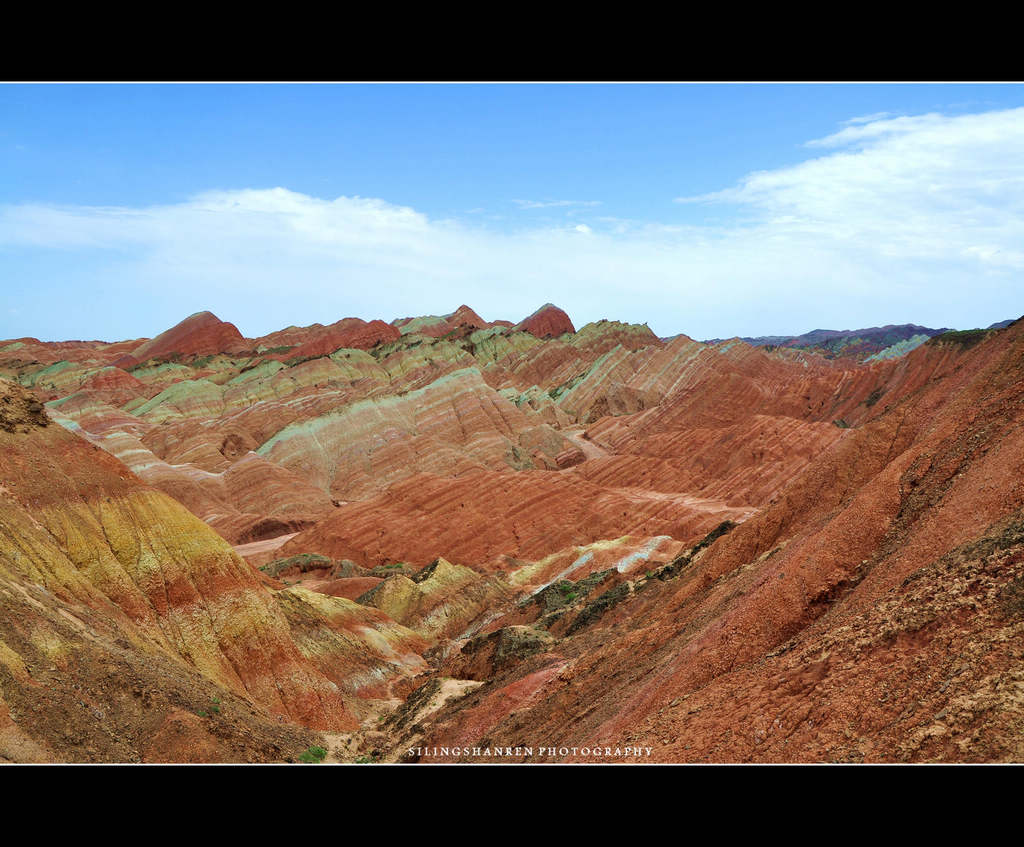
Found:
[366,319,1024,762]
[0,379,435,760]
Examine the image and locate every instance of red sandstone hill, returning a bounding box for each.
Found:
[514,303,576,338]
[447,304,487,329]
[257,317,401,360]
[129,311,248,364]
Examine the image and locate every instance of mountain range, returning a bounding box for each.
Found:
[1,304,1021,763]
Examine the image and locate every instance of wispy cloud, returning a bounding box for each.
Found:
[512,199,602,209]
[803,111,949,148]
[842,111,895,126]
[2,107,1023,342]
[675,106,1024,273]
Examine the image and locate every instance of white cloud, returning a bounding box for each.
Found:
[804,112,950,148]
[2,107,1023,341]
[842,111,895,126]
[512,199,602,209]
[677,106,1024,272]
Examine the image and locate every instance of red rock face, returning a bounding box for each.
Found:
[514,303,576,338]
[266,318,401,360]
[77,367,147,407]
[448,304,487,329]
[280,468,750,569]
[0,337,143,368]
[131,311,248,362]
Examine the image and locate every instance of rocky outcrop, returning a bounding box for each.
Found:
[441,625,556,680]
[273,586,429,719]
[355,558,513,642]
[0,379,49,432]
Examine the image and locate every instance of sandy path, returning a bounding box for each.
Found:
[232,532,300,565]
[563,428,611,460]
[321,679,484,763]
[612,485,756,518]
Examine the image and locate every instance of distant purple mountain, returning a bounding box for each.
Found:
[704,324,951,360]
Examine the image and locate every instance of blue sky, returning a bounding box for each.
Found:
[2,83,1023,342]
